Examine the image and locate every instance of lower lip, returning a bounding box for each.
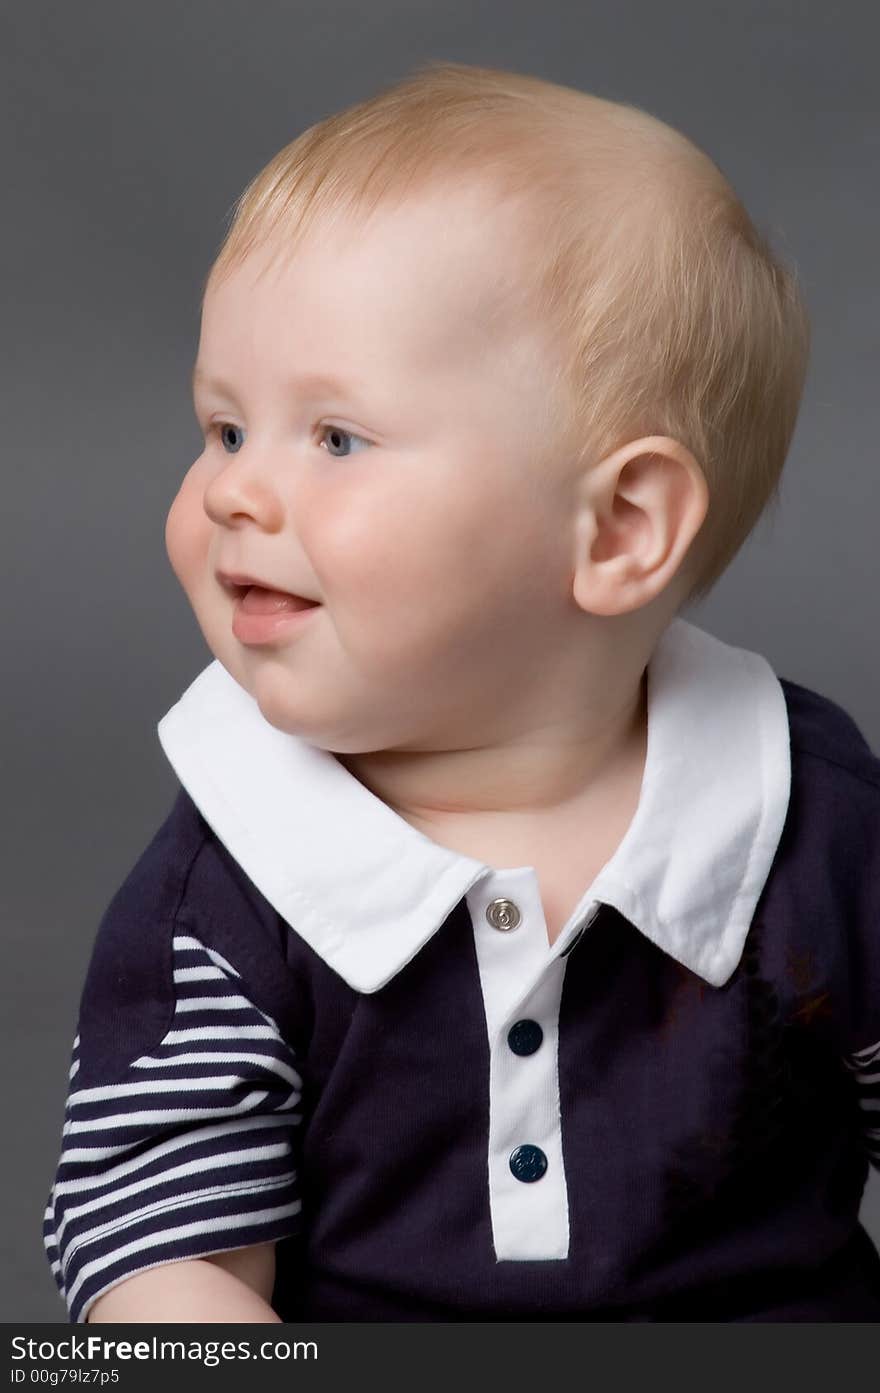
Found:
[231,595,321,645]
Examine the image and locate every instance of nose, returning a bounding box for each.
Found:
[202,443,286,531]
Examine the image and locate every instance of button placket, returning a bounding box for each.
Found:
[488,963,570,1256]
[505,1017,547,1183]
[469,871,551,1040]
[469,872,572,1261]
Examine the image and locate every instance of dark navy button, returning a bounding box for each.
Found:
[509,1144,548,1182]
[507,1019,543,1056]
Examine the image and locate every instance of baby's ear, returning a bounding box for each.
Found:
[570,435,708,617]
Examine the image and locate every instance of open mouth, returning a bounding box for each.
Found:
[218,574,318,610]
[224,579,322,645]
[233,584,319,615]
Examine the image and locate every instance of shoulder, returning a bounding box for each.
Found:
[99,781,210,923]
[776,677,880,1053]
[77,784,298,1085]
[76,787,208,1071]
[94,782,291,969]
[175,790,297,1021]
[777,675,880,890]
[780,677,880,793]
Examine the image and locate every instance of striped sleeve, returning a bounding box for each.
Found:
[843,1038,880,1171]
[43,931,303,1323]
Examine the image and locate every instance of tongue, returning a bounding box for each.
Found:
[239,585,315,614]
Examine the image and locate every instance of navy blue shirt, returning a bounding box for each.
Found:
[43,620,880,1321]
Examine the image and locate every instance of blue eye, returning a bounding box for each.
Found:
[217,422,245,454]
[318,424,371,458]
[207,421,371,457]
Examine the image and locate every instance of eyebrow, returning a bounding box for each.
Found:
[191,365,366,401]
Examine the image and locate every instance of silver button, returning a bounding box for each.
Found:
[486,897,522,932]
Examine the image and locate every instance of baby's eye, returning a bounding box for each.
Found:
[214,422,245,454]
[206,421,371,458]
[318,424,371,458]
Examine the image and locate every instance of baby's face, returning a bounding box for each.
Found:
[168,184,579,753]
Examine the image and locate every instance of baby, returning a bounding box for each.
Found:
[43,61,880,1323]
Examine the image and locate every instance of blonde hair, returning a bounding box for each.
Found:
[204,61,811,604]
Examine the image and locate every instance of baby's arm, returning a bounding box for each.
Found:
[87,1244,280,1323]
[43,791,304,1325]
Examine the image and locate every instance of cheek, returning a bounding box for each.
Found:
[164,469,211,593]
[298,481,409,598]
[309,483,469,604]
[309,477,546,667]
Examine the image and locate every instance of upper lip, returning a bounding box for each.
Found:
[216,569,318,602]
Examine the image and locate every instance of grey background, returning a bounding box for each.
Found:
[3,0,878,1322]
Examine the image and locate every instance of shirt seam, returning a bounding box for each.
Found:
[172,816,218,925]
[61,1174,297,1266]
[145,817,215,1064]
[72,811,215,1091]
[171,844,301,1036]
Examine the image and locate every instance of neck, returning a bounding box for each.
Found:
[335,666,649,829]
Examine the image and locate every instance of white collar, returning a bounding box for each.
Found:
[157,618,791,994]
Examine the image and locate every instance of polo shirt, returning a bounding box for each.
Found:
[42,617,880,1322]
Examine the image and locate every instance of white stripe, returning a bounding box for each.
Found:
[65,1198,302,1313]
[201,944,245,979]
[54,1112,292,1174]
[172,939,245,982]
[174,995,259,1012]
[62,1091,272,1132]
[173,934,222,953]
[60,1170,297,1255]
[173,966,227,982]
[129,1051,302,1087]
[129,1051,301,1088]
[158,1025,278,1043]
[70,1072,300,1104]
[848,1035,880,1066]
[54,1142,291,1218]
[849,1066,880,1084]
